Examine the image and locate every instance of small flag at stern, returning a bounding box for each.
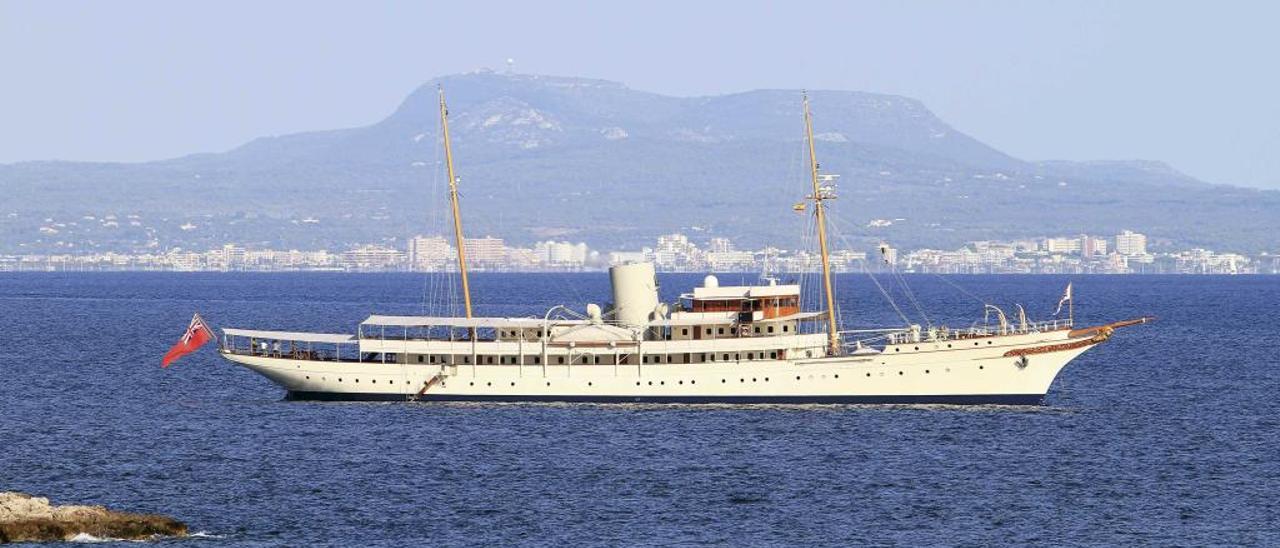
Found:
[162,313,215,368]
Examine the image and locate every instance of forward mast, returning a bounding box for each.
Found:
[438,86,473,318]
[803,93,842,356]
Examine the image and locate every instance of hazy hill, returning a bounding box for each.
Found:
[2,70,1277,254]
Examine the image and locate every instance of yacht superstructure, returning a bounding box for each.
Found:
[217,88,1150,405]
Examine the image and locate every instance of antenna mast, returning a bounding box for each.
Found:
[803,93,841,355]
[439,86,473,318]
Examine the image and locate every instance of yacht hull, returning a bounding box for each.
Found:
[220,328,1099,406]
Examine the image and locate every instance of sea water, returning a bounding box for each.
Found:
[1,273,1277,546]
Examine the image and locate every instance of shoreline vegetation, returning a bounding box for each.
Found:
[0,492,187,544]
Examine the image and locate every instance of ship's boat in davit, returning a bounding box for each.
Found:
[218,89,1151,405]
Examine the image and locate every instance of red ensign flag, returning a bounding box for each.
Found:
[163,313,215,368]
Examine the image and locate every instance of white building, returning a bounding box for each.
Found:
[1081,235,1108,257]
[1115,230,1148,256]
[1045,237,1082,254]
[707,237,734,253]
[341,245,405,271]
[409,235,453,269]
[464,236,506,266]
[535,240,589,265]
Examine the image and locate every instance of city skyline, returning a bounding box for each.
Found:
[4,228,1272,275]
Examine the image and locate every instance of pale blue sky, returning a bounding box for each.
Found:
[1,0,1277,188]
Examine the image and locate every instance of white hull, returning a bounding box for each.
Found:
[219,329,1098,405]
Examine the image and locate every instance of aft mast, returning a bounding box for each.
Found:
[438,86,473,318]
[803,93,841,355]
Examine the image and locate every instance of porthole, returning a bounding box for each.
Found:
[947,344,952,348]
[987,341,992,345]
[796,376,801,380]
[974,342,979,346]
[914,346,919,351]
[866,373,871,377]
[834,374,839,379]
[660,381,665,385]
[898,371,903,375]
[648,381,653,386]
[305,376,310,379]
[752,378,757,382]
[486,382,491,387]
[925,370,931,374]
[979,365,985,370]
[546,382,551,386]
[678,380,683,385]
[895,348,900,352]
[338,378,343,382]
[691,380,696,385]
[764,377,769,382]
[740,378,745,383]
[510,382,515,387]
[588,382,593,386]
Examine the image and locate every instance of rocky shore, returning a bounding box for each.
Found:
[0,492,187,543]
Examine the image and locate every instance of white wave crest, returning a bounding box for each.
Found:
[189,531,227,539]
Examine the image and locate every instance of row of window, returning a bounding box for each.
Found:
[409,350,786,366]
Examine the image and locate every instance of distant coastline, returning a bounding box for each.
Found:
[3,229,1275,275]
[0,267,1273,276]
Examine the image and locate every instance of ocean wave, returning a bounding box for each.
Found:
[189,531,227,539]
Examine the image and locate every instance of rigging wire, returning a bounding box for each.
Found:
[933,273,990,307]
[825,216,911,327]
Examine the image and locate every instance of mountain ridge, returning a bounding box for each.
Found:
[2,71,1276,254]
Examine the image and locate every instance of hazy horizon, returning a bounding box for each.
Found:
[1,0,1277,189]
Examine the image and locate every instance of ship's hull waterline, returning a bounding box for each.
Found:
[220,329,1097,406]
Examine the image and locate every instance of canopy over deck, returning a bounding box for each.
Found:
[361,315,589,329]
[222,328,356,344]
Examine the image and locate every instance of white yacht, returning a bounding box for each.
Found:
[217,89,1150,405]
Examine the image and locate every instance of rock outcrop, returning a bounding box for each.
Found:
[0,492,187,543]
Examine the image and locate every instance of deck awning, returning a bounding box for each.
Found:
[361,315,588,329]
[221,328,356,344]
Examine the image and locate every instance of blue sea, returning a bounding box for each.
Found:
[1,273,1277,546]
